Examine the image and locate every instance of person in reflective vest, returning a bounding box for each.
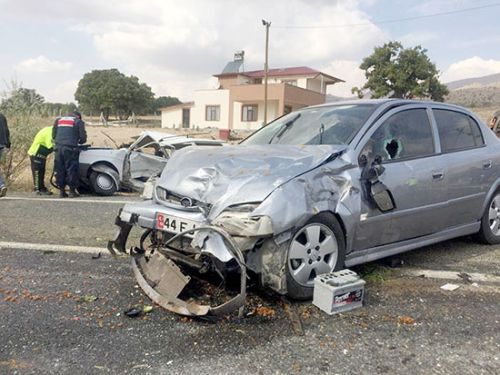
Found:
[28,126,54,195]
[52,111,87,198]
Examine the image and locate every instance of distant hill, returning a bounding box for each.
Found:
[445,73,500,108]
[446,73,500,90]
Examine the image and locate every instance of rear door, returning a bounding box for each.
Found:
[432,108,489,227]
[353,105,448,249]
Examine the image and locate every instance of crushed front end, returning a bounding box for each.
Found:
[108,191,274,317]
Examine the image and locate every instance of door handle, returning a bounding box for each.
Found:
[432,171,444,180]
[483,160,492,169]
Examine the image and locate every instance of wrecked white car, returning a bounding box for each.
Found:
[109,99,500,316]
[79,131,223,195]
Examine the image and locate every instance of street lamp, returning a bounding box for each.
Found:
[262,19,271,127]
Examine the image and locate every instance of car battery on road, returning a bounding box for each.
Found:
[313,269,365,315]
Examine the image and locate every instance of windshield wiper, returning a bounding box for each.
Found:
[268,113,301,144]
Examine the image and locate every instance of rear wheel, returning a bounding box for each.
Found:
[90,171,117,196]
[476,190,500,244]
[286,213,345,300]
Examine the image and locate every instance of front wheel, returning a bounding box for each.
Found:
[90,171,117,196]
[476,190,500,244]
[286,213,345,300]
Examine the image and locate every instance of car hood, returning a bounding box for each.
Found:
[157,144,347,214]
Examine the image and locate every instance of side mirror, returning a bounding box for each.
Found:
[371,181,395,212]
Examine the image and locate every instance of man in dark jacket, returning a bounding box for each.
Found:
[0,112,11,197]
[52,110,86,198]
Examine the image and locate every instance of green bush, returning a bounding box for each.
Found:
[0,83,48,185]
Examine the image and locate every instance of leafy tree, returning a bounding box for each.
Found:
[0,82,48,186]
[0,86,45,115]
[75,69,155,119]
[152,96,181,114]
[352,41,449,101]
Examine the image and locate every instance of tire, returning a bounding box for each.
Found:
[89,171,117,196]
[285,213,346,300]
[476,190,500,244]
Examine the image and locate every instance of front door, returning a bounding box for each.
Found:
[353,106,448,250]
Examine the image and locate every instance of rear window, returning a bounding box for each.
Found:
[433,109,484,152]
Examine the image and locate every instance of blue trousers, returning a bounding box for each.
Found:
[54,146,80,189]
[0,147,5,187]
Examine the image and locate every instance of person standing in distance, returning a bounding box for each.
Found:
[0,112,11,197]
[52,110,86,198]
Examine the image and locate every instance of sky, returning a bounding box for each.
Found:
[1,0,500,103]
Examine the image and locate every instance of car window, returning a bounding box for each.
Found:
[433,109,484,152]
[361,109,435,162]
[241,104,376,145]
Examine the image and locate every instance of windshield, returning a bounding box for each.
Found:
[242,104,376,145]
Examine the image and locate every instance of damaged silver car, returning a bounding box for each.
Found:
[79,131,223,195]
[109,99,500,316]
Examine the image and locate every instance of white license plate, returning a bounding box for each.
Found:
[155,213,198,238]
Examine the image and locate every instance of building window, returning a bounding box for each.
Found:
[283,80,297,86]
[242,104,258,122]
[205,105,220,121]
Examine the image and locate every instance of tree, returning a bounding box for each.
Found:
[151,96,181,114]
[74,69,155,119]
[0,82,47,185]
[352,41,449,101]
[0,86,45,115]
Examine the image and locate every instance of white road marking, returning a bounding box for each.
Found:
[0,196,132,204]
[401,268,500,284]
[0,241,107,254]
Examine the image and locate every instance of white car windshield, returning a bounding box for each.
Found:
[242,104,376,145]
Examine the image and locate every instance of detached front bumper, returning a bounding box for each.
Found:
[107,200,252,317]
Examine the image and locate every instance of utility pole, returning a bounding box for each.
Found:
[262,19,271,127]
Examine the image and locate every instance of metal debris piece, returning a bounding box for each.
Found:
[440,283,460,291]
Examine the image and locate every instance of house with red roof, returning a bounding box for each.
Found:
[161,56,343,131]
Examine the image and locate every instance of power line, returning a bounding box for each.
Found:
[273,2,500,29]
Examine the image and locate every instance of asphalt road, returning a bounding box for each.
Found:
[0,193,499,374]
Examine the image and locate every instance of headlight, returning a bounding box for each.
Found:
[223,203,260,213]
[213,203,273,236]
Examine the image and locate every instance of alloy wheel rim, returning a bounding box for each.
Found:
[288,223,338,287]
[488,195,500,236]
[96,174,113,190]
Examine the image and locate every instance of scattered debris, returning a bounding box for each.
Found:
[91,252,102,260]
[143,305,153,313]
[124,307,143,318]
[80,295,98,303]
[457,272,473,284]
[282,300,304,336]
[440,283,460,291]
[397,315,416,325]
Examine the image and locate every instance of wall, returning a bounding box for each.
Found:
[191,89,230,129]
[161,108,183,129]
[232,100,279,130]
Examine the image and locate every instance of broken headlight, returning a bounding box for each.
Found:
[213,203,273,236]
